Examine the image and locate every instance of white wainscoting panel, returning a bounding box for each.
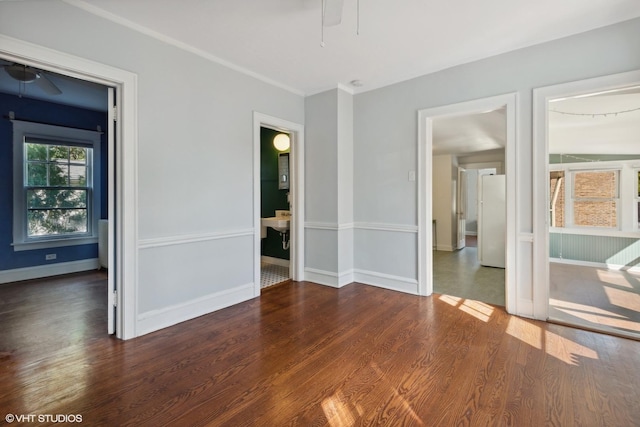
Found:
[137,232,254,317]
[137,282,254,336]
[0,258,99,284]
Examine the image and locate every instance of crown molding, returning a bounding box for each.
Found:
[62,0,306,97]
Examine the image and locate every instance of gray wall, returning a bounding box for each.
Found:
[353,18,640,313]
[3,0,640,327]
[0,1,304,332]
[304,88,354,284]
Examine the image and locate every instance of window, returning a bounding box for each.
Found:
[572,170,618,228]
[25,141,91,237]
[549,161,640,232]
[12,120,101,251]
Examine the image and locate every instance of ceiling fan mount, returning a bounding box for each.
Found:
[1,61,62,95]
[5,64,40,83]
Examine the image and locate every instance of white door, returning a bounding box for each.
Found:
[457,167,467,249]
[107,87,116,335]
[479,174,506,268]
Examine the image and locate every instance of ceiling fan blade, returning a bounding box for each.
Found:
[34,72,62,95]
[323,0,343,26]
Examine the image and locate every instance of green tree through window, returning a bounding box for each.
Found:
[25,141,91,237]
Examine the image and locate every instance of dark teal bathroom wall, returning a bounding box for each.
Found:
[260,127,290,260]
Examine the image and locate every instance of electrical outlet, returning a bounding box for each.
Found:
[45,253,57,260]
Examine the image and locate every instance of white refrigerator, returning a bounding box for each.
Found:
[478,174,506,268]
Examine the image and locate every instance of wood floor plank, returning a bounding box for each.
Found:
[1,272,640,426]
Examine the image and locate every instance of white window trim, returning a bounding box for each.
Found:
[549,159,640,236]
[12,120,101,252]
[635,167,640,232]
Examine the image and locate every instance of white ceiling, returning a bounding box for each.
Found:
[549,88,640,154]
[431,88,640,157]
[73,0,640,95]
[432,108,506,156]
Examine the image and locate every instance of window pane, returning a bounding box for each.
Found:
[69,165,87,186]
[49,145,69,162]
[48,164,69,186]
[27,163,47,186]
[70,147,87,163]
[574,171,617,198]
[26,143,47,161]
[574,201,617,227]
[27,209,87,236]
[27,189,87,209]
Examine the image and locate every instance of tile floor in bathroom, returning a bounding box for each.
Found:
[260,262,290,289]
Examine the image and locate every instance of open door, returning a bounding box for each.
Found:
[107,87,116,335]
[457,167,467,249]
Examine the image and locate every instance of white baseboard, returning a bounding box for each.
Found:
[136,282,255,336]
[435,245,455,252]
[304,267,341,288]
[261,256,290,267]
[354,269,419,295]
[465,231,478,236]
[0,258,100,284]
[304,267,419,295]
[550,258,640,273]
[304,267,354,288]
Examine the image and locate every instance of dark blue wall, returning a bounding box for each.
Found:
[260,127,290,260]
[0,93,107,271]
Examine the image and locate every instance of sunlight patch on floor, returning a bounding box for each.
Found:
[596,269,636,288]
[555,307,640,332]
[439,294,461,306]
[506,316,542,350]
[544,330,599,366]
[550,298,626,318]
[459,300,494,322]
[439,295,494,322]
[603,286,640,312]
[505,317,599,365]
[322,389,358,427]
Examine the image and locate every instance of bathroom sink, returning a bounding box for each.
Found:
[261,217,290,233]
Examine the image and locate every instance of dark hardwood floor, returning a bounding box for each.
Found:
[1,271,639,426]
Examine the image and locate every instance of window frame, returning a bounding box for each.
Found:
[12,120,101,252]
[569,168,620,230]
[550,160,640,236]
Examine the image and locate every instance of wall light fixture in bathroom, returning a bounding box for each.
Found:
[273,133,290,151]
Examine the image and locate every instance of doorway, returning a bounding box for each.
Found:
[418,93,517,313]
[1,34,138,339]
[430,113,506,306]
[259,126,292,289]
[533,71,640,339]
[0,56,116,334]
[253,113,304,296]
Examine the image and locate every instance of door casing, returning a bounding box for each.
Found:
[0,34,139,339]
[418,93,517,314]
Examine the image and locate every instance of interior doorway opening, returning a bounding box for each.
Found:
[1,34,138,339]
[418,93,517,314]
[539,80,640,340]
[259,126,292,289]
[0,56,116,334]
[253,113,304,296]
[430,113,506,306]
